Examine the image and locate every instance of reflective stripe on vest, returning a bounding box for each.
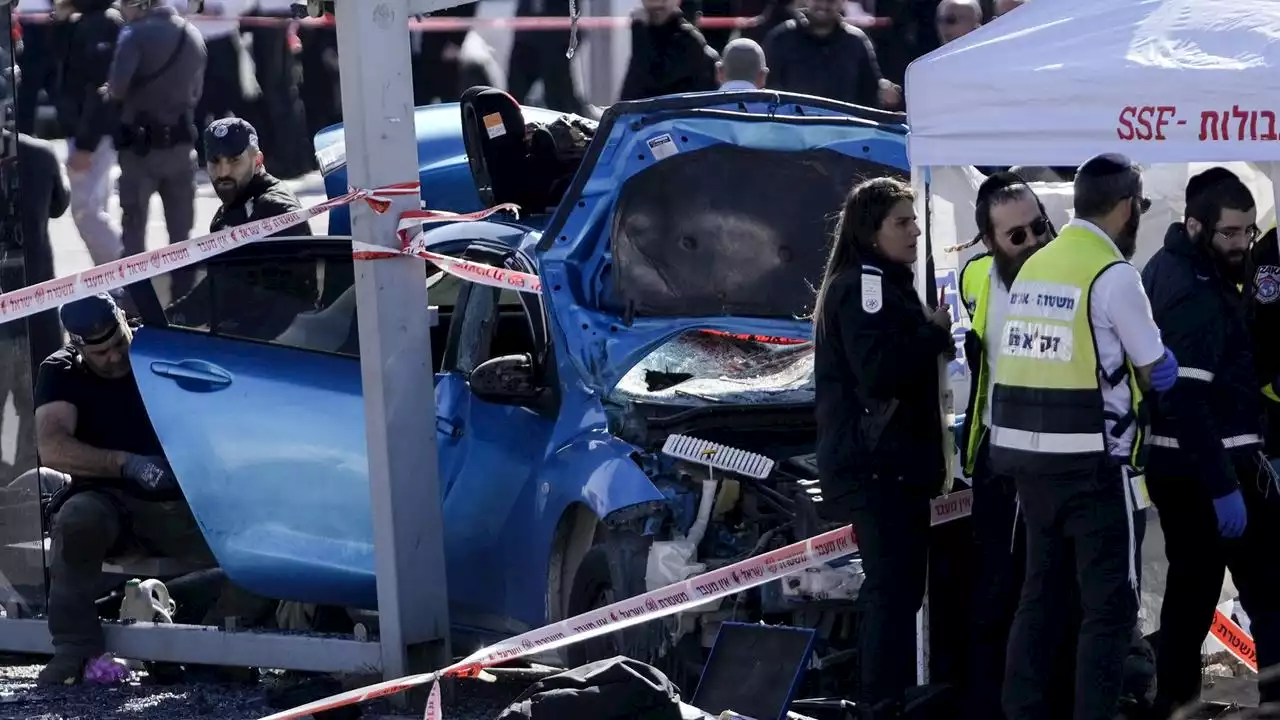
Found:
[988,224,1146,472]
[1146,433,1262,450]
[959,254,993,476]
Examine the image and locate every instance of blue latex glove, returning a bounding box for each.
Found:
[1149,348,1179,393]
[1213,489,1247,539]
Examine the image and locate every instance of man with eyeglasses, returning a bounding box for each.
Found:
[1141,167,1280,717]
[991,153,1177,720]
[957,171,1056,719]
[936,0,982,45]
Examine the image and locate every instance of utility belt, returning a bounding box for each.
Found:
[115,118,196,156]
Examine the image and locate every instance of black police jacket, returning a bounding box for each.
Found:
[814,257,953,512]
[1249,228,1280,456]
[1141,223,1262,497]
[209,172,315,237]
[763,17,883,108]
[54,4,123,149]
[618,11,718,102]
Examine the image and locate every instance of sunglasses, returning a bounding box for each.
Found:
[1134,196,1152,214]
[1007,217,1051,246]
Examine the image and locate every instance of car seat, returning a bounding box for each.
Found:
[459,85,535,210]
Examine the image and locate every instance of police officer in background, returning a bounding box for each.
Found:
[992,153,1178,720]
[1144,168,1280,717]
[55,0,124,267]
[956,171,1054,719]
[1251,223,1280,460]
[106,0,207,267]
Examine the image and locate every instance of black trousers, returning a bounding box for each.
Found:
[969,440,1082,720]
[1147,453,1280,715]
[507,34,586,115]
[848,478,931,707]
[1004,459,1138,720]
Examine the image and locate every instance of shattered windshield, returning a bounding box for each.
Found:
[611,330,814,405]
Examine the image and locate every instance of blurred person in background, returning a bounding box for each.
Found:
[507,0,586,114]
[298,6,339,139]
[411,2,478,105]
[993,0,1027,18]
[764,0,899,109]
[171,0,250,165]
[716,37,766,90]
[619,0,719,101]
[247,0,311,178]
[739,0,803,46]
[53,0,123,267]
[15,0,63,137]
[813,177,955,719]
[936,0,982,44]
[107,0,206,296]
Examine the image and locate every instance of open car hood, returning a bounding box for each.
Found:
[534,91,909,394]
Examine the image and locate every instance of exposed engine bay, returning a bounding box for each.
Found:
[603,390,863,694]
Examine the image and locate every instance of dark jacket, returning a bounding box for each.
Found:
[763,17,883,108]
[619,11,719,102]
[815,258,953,513]
[54,2,123,149]
[169,173,313,333]
[209,172,314,236]
[1141,223,1262,498]
[1249,227,1280,455]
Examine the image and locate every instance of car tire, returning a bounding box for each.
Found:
[564,534,660,669]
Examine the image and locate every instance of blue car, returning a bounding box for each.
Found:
[124,88,911,661]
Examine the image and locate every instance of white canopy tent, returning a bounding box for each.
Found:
[905,0,1280,641]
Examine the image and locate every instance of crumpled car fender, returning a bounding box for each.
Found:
[536,434,665,526]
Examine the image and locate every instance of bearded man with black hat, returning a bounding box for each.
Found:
[204,116,312,236]
[33,293,271,685]
[1141,167,1280,717]
[992,153,1178,720]
[956,170,1055,719]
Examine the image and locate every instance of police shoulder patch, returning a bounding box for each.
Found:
[861,268,883,314]
[1255,265,1280,304]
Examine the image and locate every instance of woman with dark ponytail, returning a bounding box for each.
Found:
[812,176,956,719]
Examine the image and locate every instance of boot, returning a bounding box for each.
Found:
[36,654,87,686]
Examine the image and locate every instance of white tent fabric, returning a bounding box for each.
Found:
[905,0,1280,167]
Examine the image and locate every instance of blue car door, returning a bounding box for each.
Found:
[126,236,475,609]
[433,251,557,632]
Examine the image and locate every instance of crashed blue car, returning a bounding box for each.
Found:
[125,89,911,658]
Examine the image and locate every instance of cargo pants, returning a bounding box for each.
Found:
[47,486,273,660]
[117,144,198,298]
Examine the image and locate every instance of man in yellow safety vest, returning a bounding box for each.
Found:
[991,153,1178,720]
[957,171,1055,719]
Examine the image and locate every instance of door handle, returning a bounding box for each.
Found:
[150,360,233,388]
[436,416,464,439]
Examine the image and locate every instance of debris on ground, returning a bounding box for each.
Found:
[0,658,526,720]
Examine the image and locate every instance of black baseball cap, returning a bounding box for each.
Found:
[60,293,122,346]
[203,117,259,160]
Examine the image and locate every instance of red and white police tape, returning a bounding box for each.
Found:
[0,181,420,327]
[257,488,975,720]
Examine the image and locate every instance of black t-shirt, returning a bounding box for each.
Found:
[35,345,169,497]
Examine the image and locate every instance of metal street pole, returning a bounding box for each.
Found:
[334,0,452,684]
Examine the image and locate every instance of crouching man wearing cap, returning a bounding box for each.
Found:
[33,293,271,685]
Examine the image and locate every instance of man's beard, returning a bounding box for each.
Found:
[992,249,1030,288]
[1191,227,1249,284]
[1115,210,1140,260]
[213,179,241,203]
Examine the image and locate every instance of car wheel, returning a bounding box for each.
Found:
[564,533,671,668]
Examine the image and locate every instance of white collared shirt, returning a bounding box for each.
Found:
[1067,219,1164,457]
[982,265,1011,429]
[719,80,759,91]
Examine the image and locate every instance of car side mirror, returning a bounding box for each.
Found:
[469,353,544,407]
